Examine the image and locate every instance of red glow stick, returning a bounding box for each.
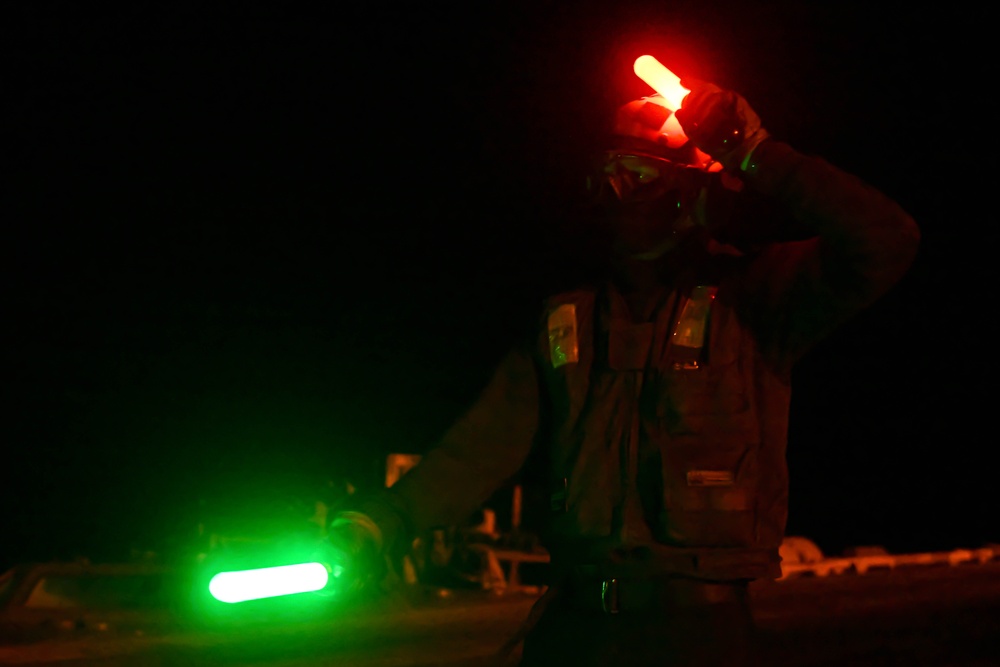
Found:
[633,55,690,111]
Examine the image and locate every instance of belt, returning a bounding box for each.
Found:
[563,575,748,614]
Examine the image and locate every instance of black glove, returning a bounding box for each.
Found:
[322,511,385,598]
[675,79,769,172]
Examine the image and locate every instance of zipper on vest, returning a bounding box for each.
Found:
[617,370,646,544]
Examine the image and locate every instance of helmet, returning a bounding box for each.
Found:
[610,95,715,166]
[587,95,732,259]
[589,94,723,203]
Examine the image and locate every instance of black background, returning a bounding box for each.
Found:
[4,3,995,570]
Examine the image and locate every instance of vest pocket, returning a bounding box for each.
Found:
[660,484,758,548]
[655,362,749,436]
[656,426,761,548]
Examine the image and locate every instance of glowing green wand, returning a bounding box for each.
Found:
[208,561,338,604]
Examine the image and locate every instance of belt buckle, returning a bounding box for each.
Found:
[600,578,619,614]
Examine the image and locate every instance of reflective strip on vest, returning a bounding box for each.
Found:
[672,286,717,350]
[548,304,579,368]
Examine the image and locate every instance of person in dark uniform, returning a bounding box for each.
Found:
[326,73,920,666]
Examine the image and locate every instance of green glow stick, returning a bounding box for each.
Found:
[209,562,330,603]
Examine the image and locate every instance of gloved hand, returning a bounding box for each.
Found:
[675,79,770,172]
[322,511,386,598]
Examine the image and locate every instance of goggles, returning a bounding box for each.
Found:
[586,151,711,206]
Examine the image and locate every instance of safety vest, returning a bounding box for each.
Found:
[535,276,791,581]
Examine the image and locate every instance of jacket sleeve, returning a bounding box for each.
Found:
[731,139,921,368]
[346,345,543,555]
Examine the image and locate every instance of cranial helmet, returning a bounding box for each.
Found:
[611,95,715,166]
[590,94,722,203]
[587,95,740,259]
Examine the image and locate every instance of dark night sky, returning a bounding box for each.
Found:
[4,3,996,570]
